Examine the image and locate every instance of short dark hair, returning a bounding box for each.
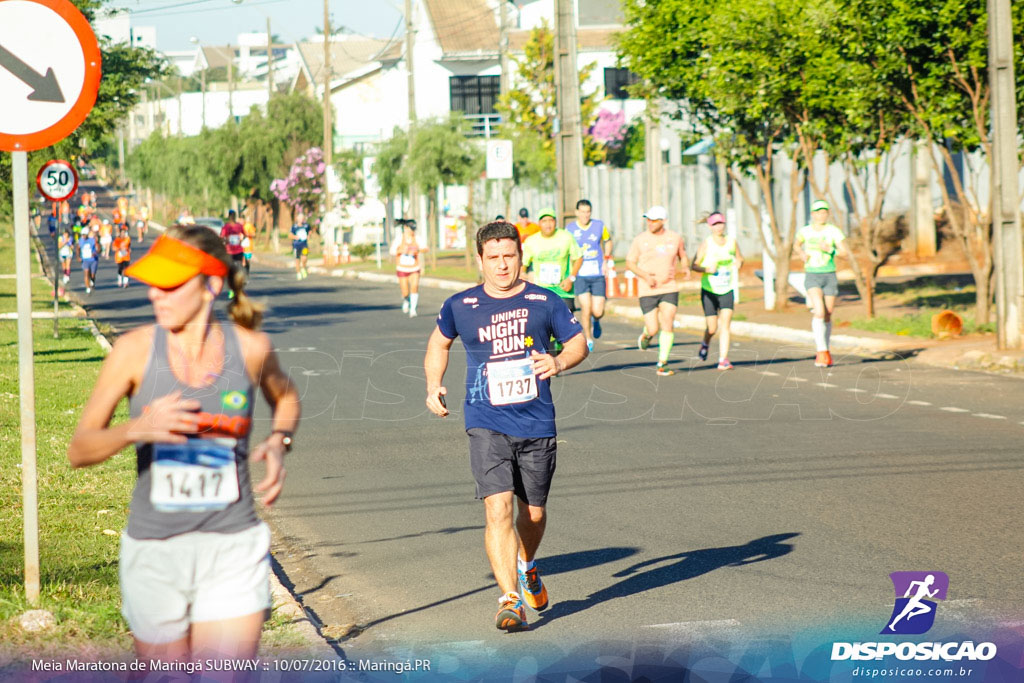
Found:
[495,215,505,221]
[518,208,529,218]
[476,221,521,256]
[576,199,592,209]
[228,209,237,219]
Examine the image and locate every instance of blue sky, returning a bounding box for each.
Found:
[106,0,404,51]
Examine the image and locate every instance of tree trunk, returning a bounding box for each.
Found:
[428,190,438,270]
[773,254,790,312]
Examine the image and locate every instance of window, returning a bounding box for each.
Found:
[449,75,500,115]
[604,67,639,100]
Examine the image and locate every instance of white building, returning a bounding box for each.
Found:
[129,83,270,143]
[92,10,156,49]
[299,0,646,151]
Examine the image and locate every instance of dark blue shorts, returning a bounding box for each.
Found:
[82,259,98,275]
[467,428,557,507]
[573,275,606,298]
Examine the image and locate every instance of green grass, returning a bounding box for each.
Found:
[847,309,995,338]
[0,316,135,659]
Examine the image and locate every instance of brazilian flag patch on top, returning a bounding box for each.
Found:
[221,390,248,411]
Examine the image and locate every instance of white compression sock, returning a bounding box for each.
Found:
[825,321,832,349]
[409,292,419,313]
[812,317,827,352]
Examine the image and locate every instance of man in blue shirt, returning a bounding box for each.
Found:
[78,228,98,293]
[566,199,613,351]
[425,221,587,632]
[291,214,311,280]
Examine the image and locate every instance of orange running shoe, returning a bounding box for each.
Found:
[823,350,833,367]
[495,593,529,632]
[518,564,549,611]
[814,351,827,368]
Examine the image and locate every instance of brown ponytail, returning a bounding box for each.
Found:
[166,224,265,330]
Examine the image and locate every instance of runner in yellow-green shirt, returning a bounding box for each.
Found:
[522,208,584,353]
[794,199,853,368]
[691,212,744,370]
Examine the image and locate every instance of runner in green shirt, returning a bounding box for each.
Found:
[521,209,584,354]
[521,208,583,308]
[794,199,853,368]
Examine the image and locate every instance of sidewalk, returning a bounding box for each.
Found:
[252,249,1024,376]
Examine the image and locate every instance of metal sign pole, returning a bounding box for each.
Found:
[53,201,59,338]
[13,151,41,604]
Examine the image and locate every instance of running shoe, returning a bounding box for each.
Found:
[592,317,602,339]
[814,351,829,368]
[717,358,734,370]
[409,310,418,318]
[698,342,709,361]
[85,286,91,294]
[823,350,833,367]
[301,268,308,279]
[495,593,529,632]
[587,339,594,353]
[656,362,674,376]
[518,565,549,611]
[296,271,302,281]
[402,299,410,313]
[638,331,652,351]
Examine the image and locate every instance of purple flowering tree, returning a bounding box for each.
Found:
[270,147,327,223]
[590,109,626,148]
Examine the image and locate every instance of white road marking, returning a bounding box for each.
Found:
[816,382,838,388]
[907,400,932,406]
[846,387,867,393]
[646,619,742,631]
[759,371,780,376]
[940,407,969,413]
[874,393,899,399]
[784,377,808,383]
[973,413,1006,420]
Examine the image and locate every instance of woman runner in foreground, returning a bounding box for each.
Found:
[68,225,301,671]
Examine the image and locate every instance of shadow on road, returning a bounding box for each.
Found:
[530,533,800,630]
[356,546,640,632]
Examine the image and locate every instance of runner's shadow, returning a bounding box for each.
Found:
[531,533,799,630]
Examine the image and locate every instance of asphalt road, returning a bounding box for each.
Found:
[50,184,1024,674]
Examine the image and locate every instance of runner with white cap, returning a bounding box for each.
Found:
[625,206,690,376]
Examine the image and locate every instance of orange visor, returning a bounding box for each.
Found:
[125,234,229,288]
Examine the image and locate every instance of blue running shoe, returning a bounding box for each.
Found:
[592,317,602,339]
[518,566,549,611]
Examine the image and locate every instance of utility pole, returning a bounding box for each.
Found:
[989,0,1023,349]
[266,17,275,100]
[404,0,420,230]
[227,45,235,124]
[553,0,583,227]
[200,65,207,128]
[322,0,335,261]
[176,76,183,136]
[644,100,663,207]
[498,0,511,217]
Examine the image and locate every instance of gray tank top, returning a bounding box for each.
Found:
[126,320,259,540]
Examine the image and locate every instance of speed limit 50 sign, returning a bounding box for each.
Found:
[36,158,78,201]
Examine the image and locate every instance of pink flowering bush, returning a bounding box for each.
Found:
[590,109,626,146]
[270,147,327,221]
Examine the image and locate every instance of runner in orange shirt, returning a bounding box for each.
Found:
[113,226,132,288]
[99,219,114,259]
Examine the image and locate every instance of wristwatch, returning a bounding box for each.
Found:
[569,275,577,282]
[272,430,293,453]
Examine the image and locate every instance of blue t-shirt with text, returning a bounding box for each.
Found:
[436,282,583,438]
[291,223,310,247]
[79,236,97,261]
[566,219,609,277]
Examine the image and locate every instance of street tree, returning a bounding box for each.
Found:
[853,0,1024,324]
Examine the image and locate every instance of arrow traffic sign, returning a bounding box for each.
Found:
[0,0,101,152]
[0,42,63,103]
